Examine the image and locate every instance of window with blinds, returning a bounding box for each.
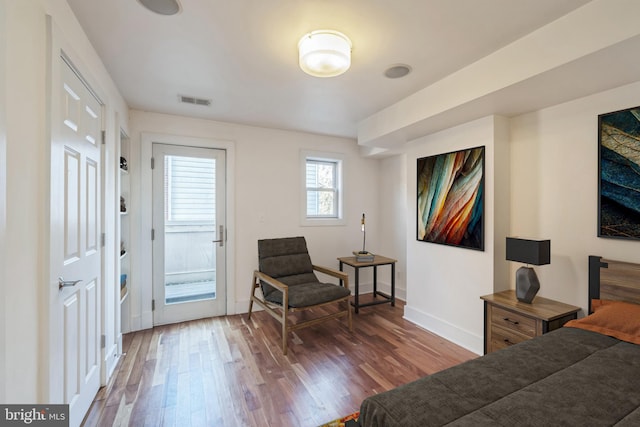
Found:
[164,155,216,223]
[306,158,339,218]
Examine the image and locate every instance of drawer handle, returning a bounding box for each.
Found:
[503,317,519,325]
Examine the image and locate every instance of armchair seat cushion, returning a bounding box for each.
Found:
[265,282,351,308]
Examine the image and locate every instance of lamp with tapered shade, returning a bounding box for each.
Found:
[506,237,551,303]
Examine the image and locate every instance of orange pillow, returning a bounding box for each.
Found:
[564,299,640,345]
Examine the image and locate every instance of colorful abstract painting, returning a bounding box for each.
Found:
[598,106,640,240]
[417,146,484,250]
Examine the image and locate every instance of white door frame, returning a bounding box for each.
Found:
[45,15,109,419]
[151,143,227,325]
[135,133,236,331]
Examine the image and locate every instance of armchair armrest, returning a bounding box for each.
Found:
[253,270,289,292]
[253,270,290,308]
[312,265,349,289]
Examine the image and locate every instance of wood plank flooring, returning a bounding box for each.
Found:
[82,297,477,427]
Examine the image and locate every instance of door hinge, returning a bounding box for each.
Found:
[151,157,155,169]
[101,130,106,145]
[151,228,155,240]
[152,299,155,311]
[101,334,106,349]
[101,233,105,247]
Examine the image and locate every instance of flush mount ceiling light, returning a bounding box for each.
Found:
[138,0,181,15]
[298,30,352,78]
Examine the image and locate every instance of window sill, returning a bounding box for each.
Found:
[301,217,346,227]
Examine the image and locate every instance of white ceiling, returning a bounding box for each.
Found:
[67,0,593,139]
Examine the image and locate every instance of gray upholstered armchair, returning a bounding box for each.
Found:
[248,236,353,355]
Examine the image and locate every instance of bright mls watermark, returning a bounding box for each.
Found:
[0,405,68,426]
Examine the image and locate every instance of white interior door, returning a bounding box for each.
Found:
[152,143,227,325]
[50,55,102,427]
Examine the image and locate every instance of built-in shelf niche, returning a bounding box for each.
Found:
[119,129,131,332]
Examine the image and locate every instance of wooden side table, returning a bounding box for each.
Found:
[338,255,397,313]
[480,290,581,354]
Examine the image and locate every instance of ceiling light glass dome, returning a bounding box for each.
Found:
[298,30,352,78]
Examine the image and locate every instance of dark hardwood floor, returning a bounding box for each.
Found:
[82,296,477,427]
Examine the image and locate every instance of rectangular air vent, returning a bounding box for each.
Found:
[179,95,212,106]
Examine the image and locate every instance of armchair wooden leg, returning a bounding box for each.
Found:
[282,310,288,355]
[248,277,257,320]
[282,285,290,355]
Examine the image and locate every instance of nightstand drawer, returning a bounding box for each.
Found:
[490,324,530,351]
[491,306,536,338]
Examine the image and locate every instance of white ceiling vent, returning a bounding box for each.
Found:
[179,95,212,106]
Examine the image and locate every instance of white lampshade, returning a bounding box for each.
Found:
[298,30,352,78]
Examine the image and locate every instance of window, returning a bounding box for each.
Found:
[306,159,338,217]
[164,155,216,224]
[301,150,345,225]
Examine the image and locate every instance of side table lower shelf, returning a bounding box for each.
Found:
[338,255,397,313]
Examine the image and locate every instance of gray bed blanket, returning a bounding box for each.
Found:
[359,327,640,426]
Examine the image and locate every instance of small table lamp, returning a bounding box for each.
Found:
[506,237,551,303]
[354,213,374,261]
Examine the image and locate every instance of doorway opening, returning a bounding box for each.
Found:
[152,143,227,325]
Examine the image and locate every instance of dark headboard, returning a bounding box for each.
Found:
[588,255,640,313]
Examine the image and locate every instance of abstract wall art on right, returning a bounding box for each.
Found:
[417,146,484,251]
[598,106,640,240]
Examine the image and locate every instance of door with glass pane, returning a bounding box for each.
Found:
[152,143,226,325]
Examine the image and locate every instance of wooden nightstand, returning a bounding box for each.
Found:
[480,290,581,354]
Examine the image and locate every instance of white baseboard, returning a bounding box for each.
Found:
[403,304,483,355]
[103,343,118,383]
[141,310,153,330]
[129,314,141,332]
[236,300,258,315]
[128,311,153,332]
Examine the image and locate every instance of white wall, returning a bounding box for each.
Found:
[510,80,640,313]
[377,154,408,301]
[397,117,509,355]
[0,0,7,404]
[4,0,47,401]
[2,0,127,402]
[377,82,640,356]
[126,110,382,330]
[358,0,640,356]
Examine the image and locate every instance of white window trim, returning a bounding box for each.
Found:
[300,149,346,226]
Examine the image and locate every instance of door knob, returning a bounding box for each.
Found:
[58,277,81,290]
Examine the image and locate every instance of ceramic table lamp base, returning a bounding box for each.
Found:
[515,266,540,303]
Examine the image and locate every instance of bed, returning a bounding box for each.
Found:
[358,256,640,427]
